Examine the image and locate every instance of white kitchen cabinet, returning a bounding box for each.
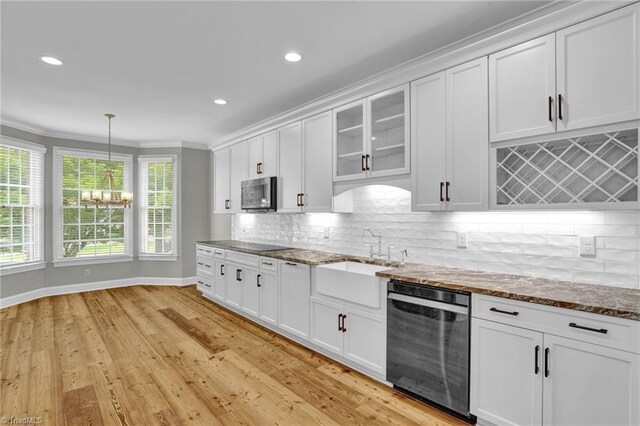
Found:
[556,3,640,132]
[259,269,278,326]
[228,141,248,213]
[543,334,640,426]
[489,34,556,142]
[342,308,385,375]
[411,71,447,211]
[212,259,226,302]
[213,148,231,213]
[471,294,640,426]
[489,3,640,141]
[471,318,543,426]
[240,266,260,318]
[302,112,334,212]
[411,57,489,211]
[248,130,278,179]
[333,85,409,182]
[225,262,243,308]
[277,121,304,213]
[310,298,344,356]
[278,260,311,340]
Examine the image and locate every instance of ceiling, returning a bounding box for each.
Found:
[1,1,556,146]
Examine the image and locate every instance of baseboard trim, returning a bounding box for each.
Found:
[0,276,196,309]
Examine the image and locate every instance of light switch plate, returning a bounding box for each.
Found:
[579,236,596,257]
[457,232,468,248]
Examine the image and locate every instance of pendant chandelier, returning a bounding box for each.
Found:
[81,113,133,208]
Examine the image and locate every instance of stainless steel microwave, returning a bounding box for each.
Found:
[241,177,277,212]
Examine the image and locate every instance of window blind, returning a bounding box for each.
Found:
[138,155,178,257]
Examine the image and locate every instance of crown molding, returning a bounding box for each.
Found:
[1,116,209,150]
[208,0,633,151]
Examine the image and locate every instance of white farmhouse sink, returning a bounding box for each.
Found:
[316,262,390,308]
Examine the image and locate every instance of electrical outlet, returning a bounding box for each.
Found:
[323,227,330,239]
[579,236,596,257]
[457,231,468,248]
[84,268,91,276]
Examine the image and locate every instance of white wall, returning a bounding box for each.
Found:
[232,185,640,289]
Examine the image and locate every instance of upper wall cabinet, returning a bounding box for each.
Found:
[248,130,278,179]
[412,57,489,211]
[490,3,640,143]
[278,113,334,213]
[333,85,410,182]
[489,33,556,141]
[213,148,231,214]
[228,141,248,214]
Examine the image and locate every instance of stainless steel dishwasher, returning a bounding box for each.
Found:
[386,280,475,422]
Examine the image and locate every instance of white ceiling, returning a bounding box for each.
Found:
[1,1,554,146]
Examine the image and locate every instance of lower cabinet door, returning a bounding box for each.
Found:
[471,318,543,426]
[310,298,344,356]
[543,334,640,426]
[213,260,226,302]
[343,308,386,375]
[241,267,260,318]
[278,261,310,340]
[259,271,278,326]
[225,263,242,308]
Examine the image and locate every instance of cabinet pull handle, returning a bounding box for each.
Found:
[544,348,550,377]
[338,313,343,331]
[225,199,230,210]
[198,262,204,266]
[257,162,263,175]
[204,249,211,253]
[440,182,444,202]
[285,262,297,266]
[205,264,211,268]
[299,193,304,207]
[568,322,608,334]
[365,154,371,171]
[548,96,553,122]
[534,345,540,374]
[361,155,366,172]
[214,250,223,255]
[257,274,261,288]
[236,269,242,282]
[221,264,225,276]
[262,261,273,266]
[558,94,563,120]
[341,314,347,332]
[490,307,519,316]
[445,181,450,202]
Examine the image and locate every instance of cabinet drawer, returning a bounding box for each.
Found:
[473,294,640,353]
[225,250,260,268]
[196,245,214,258]
[196,273,213,291]
[259,257,277,272]
[196,255,214,274]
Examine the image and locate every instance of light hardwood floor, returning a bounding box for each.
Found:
[1,285,466,425]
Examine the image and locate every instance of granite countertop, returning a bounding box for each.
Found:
[197,240,640,321]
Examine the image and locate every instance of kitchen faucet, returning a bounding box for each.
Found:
[362,227,385,259]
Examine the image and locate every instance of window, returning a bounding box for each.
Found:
[0,138,45,273]
[53,147,133,266]
[138,156,179,259]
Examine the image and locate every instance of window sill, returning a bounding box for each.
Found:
[0,261,46,276]
[138,254,179,262]
[53,255,134,268]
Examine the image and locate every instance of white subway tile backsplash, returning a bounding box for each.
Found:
[232,186,640,289]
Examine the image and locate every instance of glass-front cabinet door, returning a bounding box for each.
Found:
[367,85,410,178]
[333,100,366,181]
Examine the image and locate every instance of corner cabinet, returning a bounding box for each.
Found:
[333,84,410,182]
[471,294,640,426]
[489,3,640,142]
[411,57,489,211]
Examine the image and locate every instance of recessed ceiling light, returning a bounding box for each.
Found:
[214,99,227,105]
[40,56,63,66]
[284,52,302,63]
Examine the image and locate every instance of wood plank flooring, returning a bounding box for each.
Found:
[1,285,466,425]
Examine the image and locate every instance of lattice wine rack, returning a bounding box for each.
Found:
[495,129,639,207]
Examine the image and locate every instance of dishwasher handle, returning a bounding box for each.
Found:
[388,292,469,315]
